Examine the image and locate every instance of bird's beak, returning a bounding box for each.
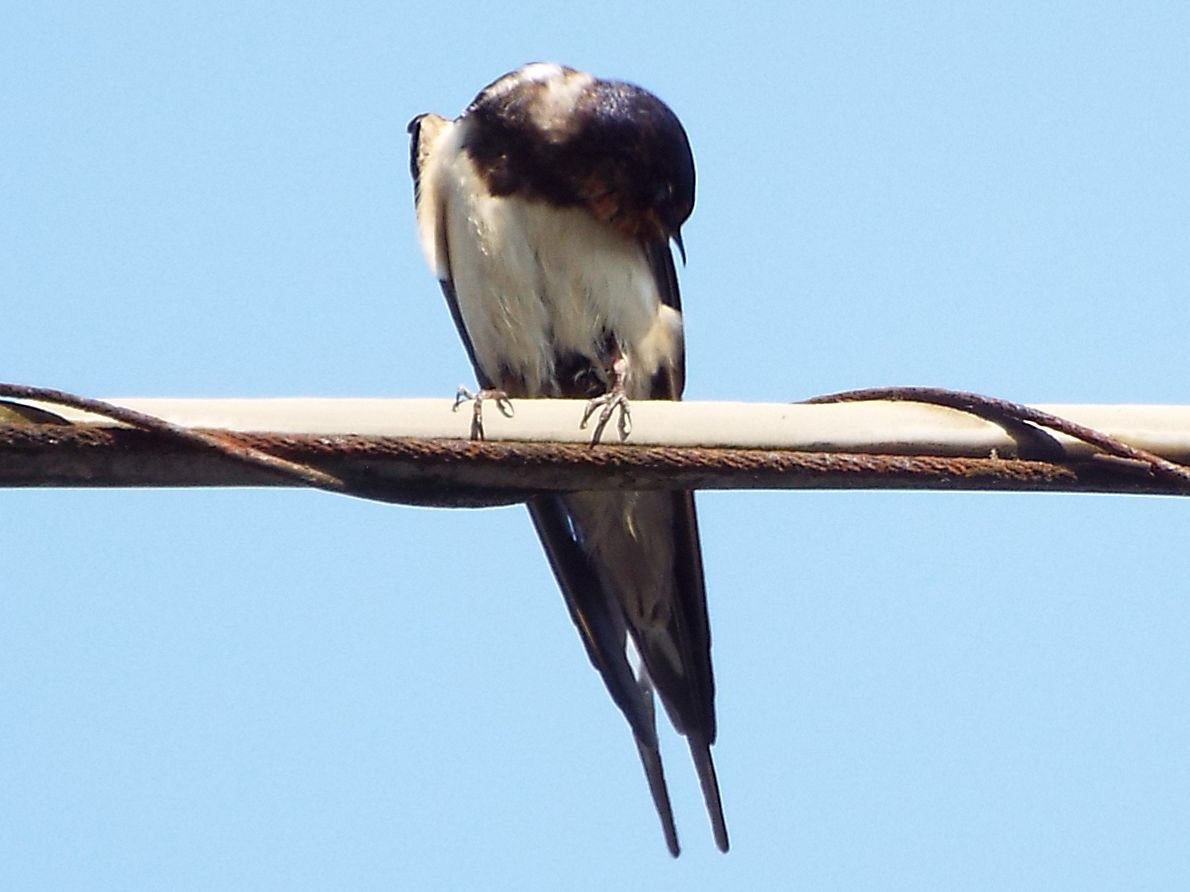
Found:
[673,231,687,265]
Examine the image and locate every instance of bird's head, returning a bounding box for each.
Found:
[461,64,695,258]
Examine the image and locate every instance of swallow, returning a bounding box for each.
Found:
[408,62,726,855]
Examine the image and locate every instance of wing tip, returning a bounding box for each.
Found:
[689,737,729,853]
[635,738,681,857]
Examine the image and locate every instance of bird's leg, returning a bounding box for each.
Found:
[580,352,632,444]
[453,386,514,441]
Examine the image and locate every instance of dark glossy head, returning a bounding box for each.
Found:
[462,64,695,246]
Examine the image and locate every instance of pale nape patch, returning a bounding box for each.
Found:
[474,63,596,141]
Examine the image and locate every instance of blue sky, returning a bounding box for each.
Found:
[4,2,1189,888]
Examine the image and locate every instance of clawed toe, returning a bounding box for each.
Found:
[453,386,514,440]
[581,390,632,444]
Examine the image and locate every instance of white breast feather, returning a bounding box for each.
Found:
[416,118,684,397]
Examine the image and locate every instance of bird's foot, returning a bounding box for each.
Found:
[453,386,514,440]
[580,356,632,445]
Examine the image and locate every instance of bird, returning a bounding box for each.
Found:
[408,62,727,856]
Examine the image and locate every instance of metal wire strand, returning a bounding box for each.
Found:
[805,385,1190,488]
[0,383,350,494]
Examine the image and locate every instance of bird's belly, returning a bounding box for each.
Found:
[444,175,671,397]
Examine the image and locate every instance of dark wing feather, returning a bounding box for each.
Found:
[636,491,715,742]
[635,239,715,740]
[647,487,729,852]
[638,238,727,848]
[645,241,686,396]
[646,239,682,315]
[526,496,657,745]
[527,494,681,856]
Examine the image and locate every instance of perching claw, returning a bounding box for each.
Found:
[453,386,514,440]
[580,354,632,444]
